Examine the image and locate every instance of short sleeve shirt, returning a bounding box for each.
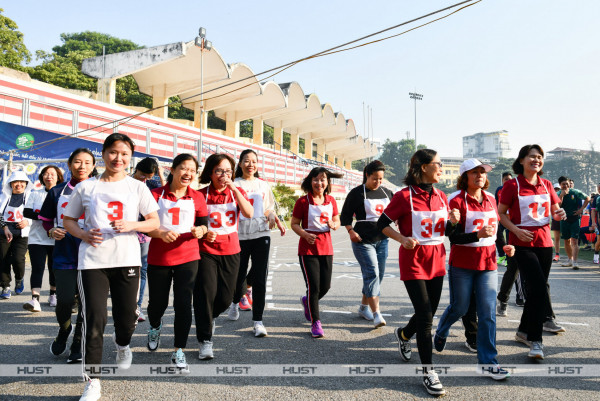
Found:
[292,193,339,256]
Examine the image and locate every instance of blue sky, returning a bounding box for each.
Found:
[5,1,599,158]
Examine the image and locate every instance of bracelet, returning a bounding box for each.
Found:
[48,228,55,238]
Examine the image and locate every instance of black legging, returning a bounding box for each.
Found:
[0,235,28,287]
[402,276,444,365]
[147,260,198,349]
[233,237,270,321]
[514,246,553,342]
[299,255,333,322]
[28,244,55,289]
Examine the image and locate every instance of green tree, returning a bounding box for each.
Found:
[379,138,424,186]
[28,49,97,91]
[0,8,31,69]
[487,158,514,192]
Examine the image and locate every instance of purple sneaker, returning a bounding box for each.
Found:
[301,296,311,322]
[311,320,324,338]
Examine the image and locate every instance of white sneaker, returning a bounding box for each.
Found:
[199,340,214,360]
[561,259,573,267]
[80,378,101,401]
[373,312,386,328]
[48,294,57,307]
[593,254,599,264]
[171,348,190,373]
[137,307,146,322]
[253,321,268,337]
[212,319,216,336]
[423,370,445,396]
[23,298,42,312]
[528,341,544,359]
[112,333,132,369]
[228,303,240,321]
[358,305,374,321]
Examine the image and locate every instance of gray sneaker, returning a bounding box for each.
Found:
[358,305,374,321]
[528,341,544,359]
[515,331,531,347]
[394,328,412,361]
[496,302,508,317]
[199,341,214,360]
[147,323,162,351]
[543,319,566,333]
[112,333,132,369]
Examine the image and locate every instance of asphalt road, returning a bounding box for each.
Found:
[1,229,599,400]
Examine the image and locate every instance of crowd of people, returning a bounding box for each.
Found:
[0,134,597,399]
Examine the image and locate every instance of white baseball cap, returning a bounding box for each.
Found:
[553,183,560,189]
[459,159,492,175]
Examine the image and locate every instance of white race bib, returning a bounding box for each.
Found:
[157,193,195,234]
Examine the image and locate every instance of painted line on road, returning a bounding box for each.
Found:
[508,319,589,326]
[267,306,391,316]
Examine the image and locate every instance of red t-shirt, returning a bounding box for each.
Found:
[199,184,248,255]
[148,185,208,266]
[499,175,560,248]
[448,190,499,271]
[292,193,339,256]
[382,186,449,280]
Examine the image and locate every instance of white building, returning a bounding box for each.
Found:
[462,130,510,161]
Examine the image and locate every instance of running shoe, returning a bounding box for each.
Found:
[423,371,445,396]
[552,253,560,262]
[14,279,24,295]
[583,244,592,251]
[137,307,146,322]
[199,341,214,360]
[239,295,251,311]
[23,298,42,312]
[496,301,508,317]
[373,312,386,328]
[358,304,374,321]
[311,320,324,338]
[253,321,268,337]
[48,294,57,307]
[515,331,531,347]
[528,341,544,359]
[227,303,240,321]
[171,348,190,373]
[515,297,525,307]
[433,333,446,352]
[80,378,101,401]
[0,287,11,300]
[477,364,511,380]
[561,259,573,267]
[50,325,72,356]
[543,319,566,333]
[246,288,253,305]
[67,338,82,364]
[147,322,162,351]
[572,262,579,270]
[112,333,132,369]
[212,319,216,336]
[394,328,412,361]
[465,339,477,353]
[300,296,311,322]
[593,254,599,264]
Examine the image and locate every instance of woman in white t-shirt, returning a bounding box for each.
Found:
[227,149,285,337]
[63,133,159,401]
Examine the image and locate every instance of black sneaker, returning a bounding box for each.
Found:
[433,333,446,352]
[67,338,82,363]
[394,328,412,361]
[423,371,446,396]
[50,325,72,356]
[465,339,477,353]
[515,297,525,307]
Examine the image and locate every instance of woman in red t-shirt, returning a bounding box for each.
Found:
[146,154,208,372]
[376,149,459,397]
[291,167,342,338]
[498,144,565,360]
[193,153,253,360]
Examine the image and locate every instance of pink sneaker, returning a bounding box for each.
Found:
[245,289,253,306]
[311,320,324,338]
[239,295,251,311]
[300,296,311,321]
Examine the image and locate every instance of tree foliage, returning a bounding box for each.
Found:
[0,8,31,70]
[378,138,424,186]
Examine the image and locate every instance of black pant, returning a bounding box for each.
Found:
[514,246,553,342]
[299,255,333,322]
[28,244,55,289]
[194,253,240,342]
[402,276,444,365]
[54,269,83,337]
[495,224,508,257]
[78,266,140,368]
[234,237,270,321]
[147,261,198,349]
[0,235,28,287]
[462,291,477,343]
[497,257,525,303]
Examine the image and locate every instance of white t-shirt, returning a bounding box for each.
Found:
[25,188,54,246]
[234,177,276,240]
[64,176,159,270]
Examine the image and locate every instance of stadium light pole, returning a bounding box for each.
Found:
[195,28,213,165]
[409,92,423,149]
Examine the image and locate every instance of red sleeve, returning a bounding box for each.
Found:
[293,197,307,220]
[383,188,407,222]
[449,195,466,226]
[330,195,339,216]
[499,179,517,206]
[546,179,560,205]
[150,187,162,202]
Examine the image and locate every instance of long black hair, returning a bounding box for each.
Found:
[512,144,544,176]
[300,167,344,195]
[235,149,259,179]
[199,153,236,185]
[403,149,437,186]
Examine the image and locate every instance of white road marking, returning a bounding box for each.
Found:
[508,319,589,326]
